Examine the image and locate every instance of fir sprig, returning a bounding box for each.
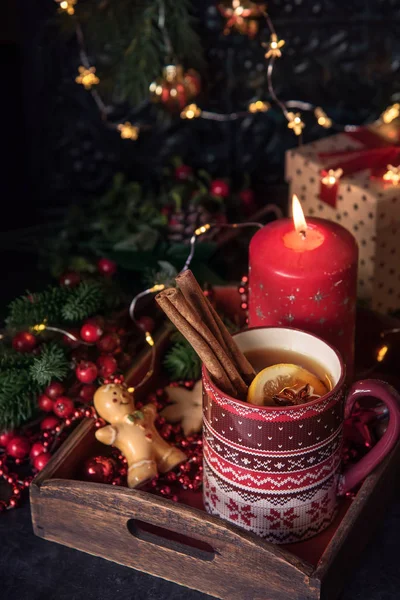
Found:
[164,334,201,381]
[61,281,104,321]
[7,281,106,329]
[0,369,39,431]
[29,343,70,387]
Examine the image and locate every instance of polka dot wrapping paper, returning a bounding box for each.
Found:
[285,122,400,314]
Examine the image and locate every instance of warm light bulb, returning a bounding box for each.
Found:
[180,103,201,119]
[377,345,389,362]
[321,168,343,188]
[292,195,307,236]
[381,103,400,124]
[383,164,400,185]
[248,100,270,113]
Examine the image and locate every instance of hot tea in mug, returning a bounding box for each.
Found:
[202,327,400,543]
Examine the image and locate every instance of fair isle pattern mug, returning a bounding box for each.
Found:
[202,327,400,544]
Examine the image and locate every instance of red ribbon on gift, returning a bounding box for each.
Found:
[318,128,400,208]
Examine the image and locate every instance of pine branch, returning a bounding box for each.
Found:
[164,336,201,381]
[0,369,39,430]
[7,281,106,328]
[29,343,70,387]
[7,286,68,328]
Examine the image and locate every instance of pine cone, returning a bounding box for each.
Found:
[167,199,226,244]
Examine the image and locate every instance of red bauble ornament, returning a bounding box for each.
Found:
[175,165,193,181]
[210,179,230,198]
[79,384,97,403]
[37,394,54,413]
[59,271,81,287]
[97,258,117,277]
[40,416,60,431]
[6,436,31,459]
[0,431,14,448]
[45,382,65,399]
[80,323,103,343]
[30,442,46,461]
[150,65,200,113]
[33,453,51,471]
[53,396,75,418]
[137,316,155,333]
[75,361,98,384]
[97,354,118,378]
[97,333,120,354]
[12,332,37,353]
[83,456,116,484]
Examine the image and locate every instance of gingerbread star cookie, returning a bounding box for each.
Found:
[162,380,203,436]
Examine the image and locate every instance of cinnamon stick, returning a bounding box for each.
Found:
[155,290,236,396]
[177,270,255,385]
[176,270,230,356]
[160,288,248,399]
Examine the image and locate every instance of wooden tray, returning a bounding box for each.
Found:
[30,295,400,600]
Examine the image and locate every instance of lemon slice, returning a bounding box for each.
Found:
[247,363,327,406]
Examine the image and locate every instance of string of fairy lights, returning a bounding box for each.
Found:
[55,0,400,143]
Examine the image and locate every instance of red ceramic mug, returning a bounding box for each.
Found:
[202,326,400,544]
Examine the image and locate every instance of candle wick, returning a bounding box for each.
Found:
[299,229,307,240]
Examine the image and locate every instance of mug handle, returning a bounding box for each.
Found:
[338,379,400,496]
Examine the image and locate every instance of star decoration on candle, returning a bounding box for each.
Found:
[75,66,100,90]
[162,381,203,436]
[383,164,400,186]
[314,107,332,129]
[321,168,343,188]
[284,313,294,323]
[286,294,296,303]
[117,122,139,140]
[312,290,327,304]
[56,0,77,15]
[256,306,266,320]
[287,112,305,136]
[263,33,285,59]
[181,103,202,119]
[381,103,400,124]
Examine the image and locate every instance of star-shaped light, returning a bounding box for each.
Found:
[381,103,400,125]
[321,168,343,188]
[287,112,305,136]
[315,107,332,129]
[248,100,270,113]
[383,164,400,186]
[75,66,100,90]
[180,103,202,119]
[56,0,77,15]
[117,122,139,140]
[162,380,202,436]
[263,33,285,59]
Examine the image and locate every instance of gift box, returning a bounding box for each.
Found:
[285,122,400,313]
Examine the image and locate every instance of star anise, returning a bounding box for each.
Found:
[272,384,321,407]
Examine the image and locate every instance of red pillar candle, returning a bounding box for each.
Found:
[248,197,358,376]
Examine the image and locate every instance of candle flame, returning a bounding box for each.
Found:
[292,195,307,236]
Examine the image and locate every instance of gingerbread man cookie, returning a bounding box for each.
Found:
[94,383,187,488]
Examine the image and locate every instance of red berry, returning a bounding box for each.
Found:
[97,354,117,378]
[175,165,193,181]
[137,316,155,333]
[210,179,230,198]
[97,258,117,277]
[33,453,51,471]
[75,361,98,384]
[79,384,97,403]
[0,431,14,448]
[80,323,103,343]
[53,396,75,418]
[59,271,81,287]
[97,333,120,354]
[37,394,54,413]
[30,442,46,461]
[12,332,37,353]
[45,382,65,399]
[6,436,31,459]
[40,416,60,431]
